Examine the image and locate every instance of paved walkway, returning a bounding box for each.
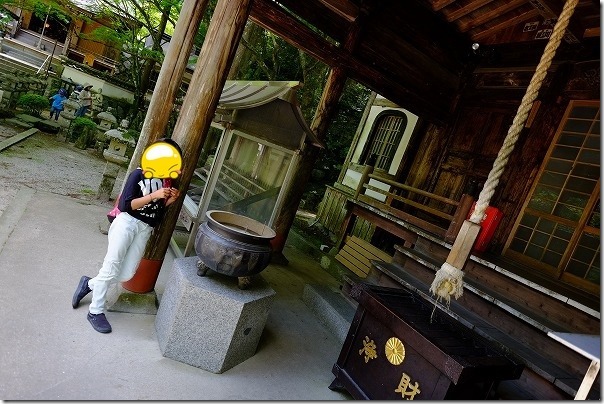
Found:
[0,187,351,400]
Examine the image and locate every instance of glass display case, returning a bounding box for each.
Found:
[171,81,321,257]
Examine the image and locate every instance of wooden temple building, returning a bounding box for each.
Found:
[121,0,600,400]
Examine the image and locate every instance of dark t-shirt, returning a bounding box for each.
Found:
[118,168,166,227]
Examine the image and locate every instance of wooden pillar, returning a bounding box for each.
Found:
[123,0,210,184]
[122,0,252,293]
[271,65,348,261]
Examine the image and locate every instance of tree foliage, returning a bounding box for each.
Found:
[0,0,71,28]
[17,94,49,117]
[228,22,370,206]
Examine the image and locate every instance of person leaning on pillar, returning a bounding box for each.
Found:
[71,138,183,333]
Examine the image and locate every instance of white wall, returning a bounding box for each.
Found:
[61,65,135,101]
[342,94,419,194]
[350,95,418,174]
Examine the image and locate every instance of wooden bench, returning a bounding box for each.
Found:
[335,235,392,278]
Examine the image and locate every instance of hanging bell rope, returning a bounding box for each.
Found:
[429,0,579,306]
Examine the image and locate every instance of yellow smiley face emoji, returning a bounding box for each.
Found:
[141,142,182,179]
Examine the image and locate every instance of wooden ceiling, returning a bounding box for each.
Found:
[249,0,600,123]
[428,0,600,45]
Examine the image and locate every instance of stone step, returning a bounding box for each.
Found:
[302,283,356,344]
[0,127,38,151]
[3,118,33,129]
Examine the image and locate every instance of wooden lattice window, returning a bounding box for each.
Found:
[505,100,600,293]
[362,112,408,171]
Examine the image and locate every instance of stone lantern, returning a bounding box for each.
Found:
[95,107,118,151]
[97,107,117,132]
[62,90,79,120]
[97,119,136,201]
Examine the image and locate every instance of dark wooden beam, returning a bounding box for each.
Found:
[583,26,599,38]
[273,66,349,255]
[459,0,531,32]
[471,9,540,42]
[443,0,496,22]
[270,0,351,43]
[250,0,454,122]
[317,0,359,22]
[431,0,457,11]
[528,0,582,43]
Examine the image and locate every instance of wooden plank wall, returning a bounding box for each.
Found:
[316,185,350,234]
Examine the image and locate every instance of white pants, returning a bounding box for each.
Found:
[88,212,152,314]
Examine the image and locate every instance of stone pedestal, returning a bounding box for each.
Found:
[155,257,275,373]
[97,161,121,201]
[106,283,159,314]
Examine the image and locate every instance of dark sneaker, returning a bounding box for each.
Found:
[87,312,112,333]
[72,276,92,308]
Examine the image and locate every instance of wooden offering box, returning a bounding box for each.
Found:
[330,283,523,399]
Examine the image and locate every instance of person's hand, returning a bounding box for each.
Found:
[165,188,180,206]
[151,187,172,200]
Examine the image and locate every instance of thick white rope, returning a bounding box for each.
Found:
[469,0,579,223]
[430,0,579,305]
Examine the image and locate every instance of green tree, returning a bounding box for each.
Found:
[89,0,220,128]
[226,23,371,210]
[0,0,71,34]
[89,0,182,127]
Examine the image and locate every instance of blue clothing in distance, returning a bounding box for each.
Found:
[50,93,67,110]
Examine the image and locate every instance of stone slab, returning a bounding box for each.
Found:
[0,127,38,151]
[106,283,158,315]
[4,118,33,129]
[15,113,42,124]
[155,256,276,373]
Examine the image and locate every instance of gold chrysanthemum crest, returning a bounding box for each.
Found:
[385,337,405,365]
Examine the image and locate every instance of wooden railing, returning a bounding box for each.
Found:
[351,164,474,243]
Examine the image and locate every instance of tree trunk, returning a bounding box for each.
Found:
[227,21,262,79]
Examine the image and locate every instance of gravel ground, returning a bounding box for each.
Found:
[0,123,125,218]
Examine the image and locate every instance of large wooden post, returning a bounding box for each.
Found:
[122,0,253,293]
[271,65,348,262]
[123,0,210,184]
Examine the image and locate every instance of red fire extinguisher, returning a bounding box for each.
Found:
[467,203,503,253]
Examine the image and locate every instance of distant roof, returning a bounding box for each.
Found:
[216,81,322,149]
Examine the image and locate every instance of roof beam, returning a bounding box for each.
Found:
[583,26,599,38]
[443,0,496,22]
[528,0,582,43]
[431,0,457,11]
[316,0,359,22]
[459,0,530,32]
[470,8,540,41]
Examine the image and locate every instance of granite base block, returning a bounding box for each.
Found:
[106,283,158,314]
[155,256,276,373]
